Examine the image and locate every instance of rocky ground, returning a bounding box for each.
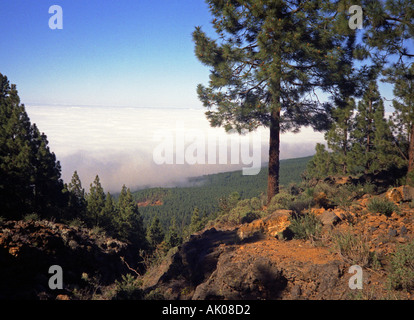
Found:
[1,184,413,300]
[0,219,135,299]
[141,185,414,300]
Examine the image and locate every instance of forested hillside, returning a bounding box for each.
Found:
[133,156,311,229]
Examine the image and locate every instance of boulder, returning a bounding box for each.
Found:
[319,210,340,226]
[0,220,132,300]
[237,210,292,241]
[192,254,286,300]
[142,228,239,300]
[313,192,330,209]
[143,225,349,300]
[401,186,414,201]
[386,185,414,202]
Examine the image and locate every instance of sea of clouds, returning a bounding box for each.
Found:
[25,105,325,193]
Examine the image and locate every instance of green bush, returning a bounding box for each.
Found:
[312,182,351,207]
[23,213,40,221]
[287,182,302,196]
[212,196,264,226]
[111,274,143,300]
[267,192,295,212]
[289,212,322,242]
[304,187,315,198]
[288,196,314,214]
[249,197,262,211]
[144,288,165,300]
[367,198,399,217]
[360,182,376,195]
[313,182,337,198]
[344,182,376,198]
[388,241,414,291]
[312,182,375,208]
[68,218,86,228]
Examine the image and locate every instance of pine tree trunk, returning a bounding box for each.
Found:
[365,98,372,174]
[343,119,348,175]
[367,99,372,154]
[267,107,280,204]
[408,123,414,180]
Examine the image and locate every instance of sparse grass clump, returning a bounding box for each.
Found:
[289,212,322,242]
[367,198,399,217]
[68,218,86,228]
[332,231,373,267]
[387,241,414,291]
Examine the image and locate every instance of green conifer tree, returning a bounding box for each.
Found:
[116,185,147,249]
[363,0,413,179]
[146,216,165,250]
[386,63,414,182]
[101,192,116,232]
[305,143,338,179]
[0,73,64,219]
[193,0,357,203]
[364,0,413,61]
[30,124,64,217]
[325,98,356,175]
[189,207,203,234]
[86,175,106,227]
[348,81,397,174]
[165,217,182,249]
[65,170,87,221]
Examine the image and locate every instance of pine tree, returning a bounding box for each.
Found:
[0,80,33,218]
[364,0,413,61]
[193,0,357,203]
[0,73,64,219]
[363,0,413,179]
[165,217,182,249]
[305,143,338,179]
[325,98,356,175]
[30,124,65,218]
[65,170,87,221]
[146,216,165,250]
[68,171,85,203]
[189,207,203,234]
[116,185,147,249]
[371,99,403,172]
[101,192,116,232]
[348,81,397,174]
[323,28,368,176]
[386,63,414,182]
[86,175,106,227]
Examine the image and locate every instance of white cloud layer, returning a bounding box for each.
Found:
[26,105,324,193]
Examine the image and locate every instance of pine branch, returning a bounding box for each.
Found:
[120,256,142,277]
[241,79,267,95]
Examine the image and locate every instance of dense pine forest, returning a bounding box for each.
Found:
[133,156,311,230]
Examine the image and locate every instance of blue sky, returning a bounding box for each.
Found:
[0,0,215,107]
[0,1,409,109]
